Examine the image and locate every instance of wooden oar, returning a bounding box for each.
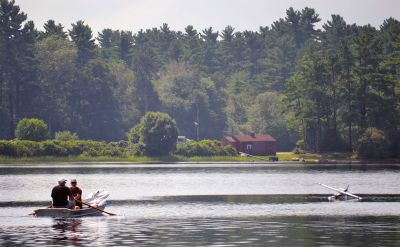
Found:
[75,199,117,216]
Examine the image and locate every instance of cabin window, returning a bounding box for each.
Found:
[246,144,252,150]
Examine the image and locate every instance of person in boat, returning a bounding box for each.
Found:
[51,178,75,209]
[70,178,83,209]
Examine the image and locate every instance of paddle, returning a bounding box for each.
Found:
[75,199,117,216]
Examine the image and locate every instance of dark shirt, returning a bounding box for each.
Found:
[51,185,72,207]
[70,186,83,208]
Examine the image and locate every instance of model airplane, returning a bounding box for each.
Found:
[318,183,362,201]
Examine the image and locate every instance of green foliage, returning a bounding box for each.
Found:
[109,140,130,148]
[0,108,11,139]
[175,140,238,157]
[41,19,67,39]
[34,35,77,132]
[108,61,141,132]
[357,128,390,159]
[0,140,41,157]
[0,141,16,156]
[15,118,49,141]
[129,143,146,156]
[127,124,142,144]
[69,20,96,64]
[55,131,79,141]
[0,1,399,159]
[293,140,305,154]
[0,140,127,157]
[132,47,160,113]
[57,140,126,157]
[247,92,296,151]
[40,140,68,156]
[14,141,42,156]
[223,145,238,156]
[154,62,227,140]
[0,0,37,139]
[139,112,178,156]
[72,59,121,140]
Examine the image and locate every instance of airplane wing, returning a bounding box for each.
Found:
[318,183,362,200]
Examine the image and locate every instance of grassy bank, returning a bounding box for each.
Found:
[0,152,360,164]
[276,152,357,161]
[0,155,254,163]
[0,139,369,164]
[0,155,176,163]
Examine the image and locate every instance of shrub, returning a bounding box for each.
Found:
[0,140,42,157]
[357,128,390,159]
[0,140,17,156]
[293,140,305,154]
[54,140,82,155]
[127,124,142,144]
[175,140,238,157]
[83,146,125,157]
[13,140,42,156]
[0,139,129,158]
[40,140,68,156]
[71,140,126,157]
[139,112,178,156]
[223,145,238,156]
[55,131,79,141]
[109,140,130,148]
[15,118,49,141]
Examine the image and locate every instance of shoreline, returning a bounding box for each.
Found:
[0,153,399,164]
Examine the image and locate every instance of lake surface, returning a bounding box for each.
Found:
[0,162,399,246]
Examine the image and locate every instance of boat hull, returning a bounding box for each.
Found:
[328,195,361,202]
[34,206,105,217]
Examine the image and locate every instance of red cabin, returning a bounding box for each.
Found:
[221,133,276,156]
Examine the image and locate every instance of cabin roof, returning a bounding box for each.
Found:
[224,136,237,143]
[225,134,276,142]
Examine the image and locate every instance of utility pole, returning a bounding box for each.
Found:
[194,103,199,141]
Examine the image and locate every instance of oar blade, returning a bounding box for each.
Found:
[77,199,118,216]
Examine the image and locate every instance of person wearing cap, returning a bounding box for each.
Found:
[70,178,83,209]
[51,178,75,209]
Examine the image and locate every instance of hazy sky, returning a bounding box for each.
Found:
[16,0,400,36]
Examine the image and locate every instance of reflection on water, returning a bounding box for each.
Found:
[52,219,82,244]
[0,216,399,246]
[0,163,399,246]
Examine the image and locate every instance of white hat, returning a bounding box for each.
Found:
[58,178,67,183]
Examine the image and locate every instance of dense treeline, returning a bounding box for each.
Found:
[0,0,399,156]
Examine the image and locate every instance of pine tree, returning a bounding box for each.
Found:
[42,19,67,39]
[69,20,96,65]
[0,0,37,138]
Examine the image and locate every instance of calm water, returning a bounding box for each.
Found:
[0,162,399,246]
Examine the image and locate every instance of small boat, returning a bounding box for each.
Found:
[34,190,109,217]
[318,183,362,201]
